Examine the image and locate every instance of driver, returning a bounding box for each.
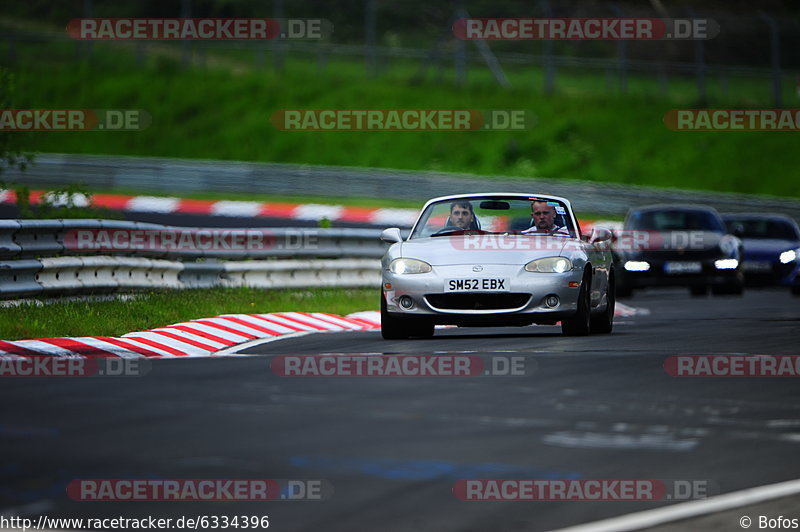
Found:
[522,200,569,235]
[445,201,477,230]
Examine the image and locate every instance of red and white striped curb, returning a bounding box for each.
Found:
[0,189,609,231]
[0,303,647,359]
[0,311,381,359]
[615,302,649,317]
[0,189,421,227]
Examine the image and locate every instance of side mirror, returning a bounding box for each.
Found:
[731,224,745,238]
[380,227,403,243]
[589,227,613,244]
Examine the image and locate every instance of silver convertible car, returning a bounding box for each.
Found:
[379,193,615,339]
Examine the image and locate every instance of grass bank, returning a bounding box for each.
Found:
[0,287,376,340]
[6,34,798,199]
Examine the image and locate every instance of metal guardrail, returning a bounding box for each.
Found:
[0,219,386,299]
[0,219,387,260]
[0,256,381,299]
[3,154,800,220]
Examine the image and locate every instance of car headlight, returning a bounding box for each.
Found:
[389,258,432,274]
[524,257,572,273]
[624,260,650,272]
[714,258,739,270]
[779,249,798,264]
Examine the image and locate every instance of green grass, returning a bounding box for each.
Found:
[0,287,376,340]
[6,29,799,199]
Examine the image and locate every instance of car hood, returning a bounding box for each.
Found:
[400,235,576,265]
[615,231,743,262]
[741,238,800,259]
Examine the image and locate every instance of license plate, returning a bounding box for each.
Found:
[664,261,702,274]
[445,278,510,291]
[743,261,772,272]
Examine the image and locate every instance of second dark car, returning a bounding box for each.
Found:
[721,213,800,288]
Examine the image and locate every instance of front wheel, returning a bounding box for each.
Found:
[409,318,434,338]
[690,285,708,296]
[590,273,614,334]
[711,282,744,295]
[380,292,435,339]
[381,291,408,340]
[562,275,591,336]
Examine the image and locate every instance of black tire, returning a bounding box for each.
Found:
[711,282,744,296]
[616,284,633,298]
[590,272,614,334]
[380,292,408,340]
[409,318,435,338]
[562,271,591,336]
[690,285,708,296]
[380,292,435,339]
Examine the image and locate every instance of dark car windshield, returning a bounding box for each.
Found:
[724,218,800,240]
[626,210,726,233]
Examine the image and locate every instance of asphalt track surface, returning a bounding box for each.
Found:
[1,288,798,531]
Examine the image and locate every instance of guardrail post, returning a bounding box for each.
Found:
[758,10,782,107]
[687,9,706,104]
[539,0,555,95]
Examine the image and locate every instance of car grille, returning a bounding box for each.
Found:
[637,248,721,261]
[425,293,531,311]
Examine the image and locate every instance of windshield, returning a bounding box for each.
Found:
[626,209,726,233]
[724,218,800,240]
[410,196,577,239]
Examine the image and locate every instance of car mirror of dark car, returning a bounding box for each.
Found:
[380,227,403,243]
[589,227,613,244]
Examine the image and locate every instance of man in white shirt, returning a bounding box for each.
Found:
[522,201,570,235]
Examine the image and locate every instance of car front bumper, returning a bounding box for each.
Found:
[618,259,743,288]
[382,264,584,325]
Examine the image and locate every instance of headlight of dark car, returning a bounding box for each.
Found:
[779,249,798,264]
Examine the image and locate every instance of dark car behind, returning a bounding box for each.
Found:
[614,205,744,296]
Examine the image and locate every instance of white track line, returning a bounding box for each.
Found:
[549,478,800,532]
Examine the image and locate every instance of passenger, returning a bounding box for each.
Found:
[523,200,569,235]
